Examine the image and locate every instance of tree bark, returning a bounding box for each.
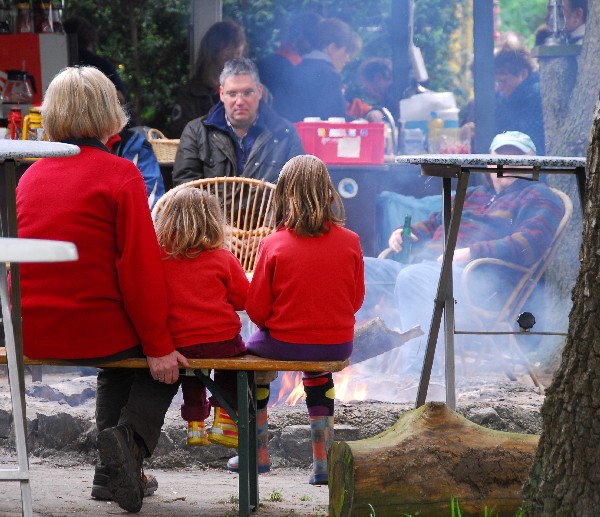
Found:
[537,0,600,351]
[521,52,600,517]
[329,402,539,517]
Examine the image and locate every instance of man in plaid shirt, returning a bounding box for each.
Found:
[360,132,564,368]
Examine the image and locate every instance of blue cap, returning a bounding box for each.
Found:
[489,131,536,155]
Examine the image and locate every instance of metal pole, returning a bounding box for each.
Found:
[473,0,495,153]
[189,0,222,74]
[390,0,411,111]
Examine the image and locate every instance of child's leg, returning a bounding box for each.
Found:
[180,376,210,446]
[303,371,335,485]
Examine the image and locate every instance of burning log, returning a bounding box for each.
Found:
[328,401,539,517]
[351,318,423,365]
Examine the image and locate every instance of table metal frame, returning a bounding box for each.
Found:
[395,154,586,409]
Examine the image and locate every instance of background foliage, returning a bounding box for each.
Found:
[63,0,549,129]
[498,0,548,48]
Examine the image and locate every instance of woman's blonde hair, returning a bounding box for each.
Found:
[155,187,225,258]
[274,155,345,237]
[42,66,128,142]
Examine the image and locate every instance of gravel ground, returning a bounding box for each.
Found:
[0,352,555,516]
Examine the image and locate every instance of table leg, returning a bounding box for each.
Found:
[416,171,470,408]
[0,262,32,516]
[2,160,28,450]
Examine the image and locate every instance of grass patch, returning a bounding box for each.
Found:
[267,490,283,502]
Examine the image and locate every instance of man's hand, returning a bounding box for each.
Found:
[437,247,471,264]
[147,351,190,384]
[388,228,418,253]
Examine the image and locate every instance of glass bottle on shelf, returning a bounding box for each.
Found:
[51,0,62,32]
[396,214,412,264]
[16,1,32,33]
[8,106,23,140]
[33,1,53,33]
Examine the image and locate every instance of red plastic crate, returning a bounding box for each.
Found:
[295,122,384,165]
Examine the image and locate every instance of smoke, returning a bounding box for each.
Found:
[352,256,573,403]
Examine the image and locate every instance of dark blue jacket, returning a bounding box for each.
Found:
[495,72,545,155]
[112,130,165,208]
[283,54,347,123]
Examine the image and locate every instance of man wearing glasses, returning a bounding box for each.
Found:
[173,57,305,186]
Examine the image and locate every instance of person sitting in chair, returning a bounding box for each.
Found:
[358,131,565,369]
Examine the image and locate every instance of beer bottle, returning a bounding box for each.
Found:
[396,214,412,264]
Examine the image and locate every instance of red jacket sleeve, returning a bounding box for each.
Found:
[114,175,175,357]
[354,247,366,312]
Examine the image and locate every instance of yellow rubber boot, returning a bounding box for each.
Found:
[208,407,238,448]
[187,420,209,446]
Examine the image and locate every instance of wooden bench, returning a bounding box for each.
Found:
[0,349,348,517]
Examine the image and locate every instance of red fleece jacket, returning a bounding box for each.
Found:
[246,225,365,344]
[16,145,174,359]
[160,248,249,347]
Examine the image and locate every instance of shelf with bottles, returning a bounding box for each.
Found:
[0,1,64,35]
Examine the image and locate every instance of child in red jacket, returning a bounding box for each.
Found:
[242,154,365,485]
[155,187,248,447]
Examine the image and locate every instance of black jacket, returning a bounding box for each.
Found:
[172,101,305,186]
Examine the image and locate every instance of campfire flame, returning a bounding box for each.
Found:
[270,367,368,407]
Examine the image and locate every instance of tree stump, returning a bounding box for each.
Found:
[328,402,539,517]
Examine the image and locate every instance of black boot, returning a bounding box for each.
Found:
[96,424,145,513]
[91,462,158,500]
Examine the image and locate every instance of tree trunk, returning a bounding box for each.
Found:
[521,69,600,517]
[329,402,539,517]
[537,0,600,352]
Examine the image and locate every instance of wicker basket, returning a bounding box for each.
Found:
[147,128,180,165]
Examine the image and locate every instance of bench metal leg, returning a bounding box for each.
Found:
[236,371,258,516]
[191,368,258,516]
[0,263,33,517]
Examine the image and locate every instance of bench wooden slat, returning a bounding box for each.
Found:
[0,348,348,372]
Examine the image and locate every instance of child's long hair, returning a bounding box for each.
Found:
[274,155,345,237]
[155,187,225,258]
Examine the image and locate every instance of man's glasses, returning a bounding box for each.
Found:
[224,89,256,100]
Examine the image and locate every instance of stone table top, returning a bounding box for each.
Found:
[395,153,586,169]
[0,140,80,161]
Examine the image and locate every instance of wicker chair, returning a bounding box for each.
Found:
[456,187,573,386]
[151,177,276,274]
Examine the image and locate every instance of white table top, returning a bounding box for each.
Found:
[395,154,586,168]
[0,238,78,263]
[0,140,80,161]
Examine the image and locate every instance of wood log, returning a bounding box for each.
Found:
[328,402,539,517]
[351,318,423,365]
